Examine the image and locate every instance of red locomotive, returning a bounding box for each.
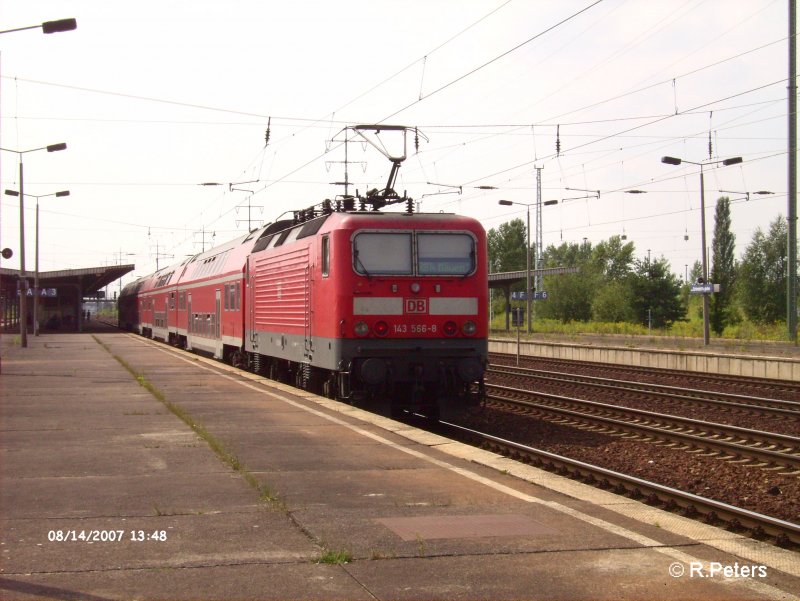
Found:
[119,126,488,416]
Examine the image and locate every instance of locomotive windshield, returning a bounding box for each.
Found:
[353,232,413,275]
[418,233,474,275]
[352,231,474,276]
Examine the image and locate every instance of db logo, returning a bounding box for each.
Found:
[404,298,428,314]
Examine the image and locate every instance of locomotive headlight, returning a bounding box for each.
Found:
[410,282,421,294]
[354,321,369,337]
[462,320,477,336]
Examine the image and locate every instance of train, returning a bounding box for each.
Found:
[119,126,488,417]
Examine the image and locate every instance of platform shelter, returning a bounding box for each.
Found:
[0,264,134,334]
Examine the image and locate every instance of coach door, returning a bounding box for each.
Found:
[248,266,257,350]
[215,289,221,339]
[187,293,193,350]
[303,265,312,358]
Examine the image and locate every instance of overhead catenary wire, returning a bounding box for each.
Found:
[2,2,787,278]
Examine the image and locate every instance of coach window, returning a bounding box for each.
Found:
[353,232,412,275]
[321,235,330,277]
[417,233,475,276]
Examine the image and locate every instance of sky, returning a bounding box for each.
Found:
[0,0,793,291]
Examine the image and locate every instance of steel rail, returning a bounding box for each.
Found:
[488,352,800,398]
[489,364,800,416]
[437,419,800,547]
[484,384,800,472]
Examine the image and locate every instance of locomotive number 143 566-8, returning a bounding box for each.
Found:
[392,323,437,334]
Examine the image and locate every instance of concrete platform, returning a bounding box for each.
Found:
[1,329,798,600]
[489,336,800,381]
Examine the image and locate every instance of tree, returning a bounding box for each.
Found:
[629,256,685,328]
[738,216,789,323]
[539,241,595,322]
[539,236,637,323]
[710,196,738,333]
[592,280,635,322]
[589,235,636,322]
[688,261,703,284]
[487,219,529,318]
[487,219,527,273]
[590,235,635,281]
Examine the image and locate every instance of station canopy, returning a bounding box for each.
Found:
[0,264,135,297]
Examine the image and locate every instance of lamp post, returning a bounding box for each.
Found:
[661,155,743,345]
[498,200,533,334]
[0,18,77,36]
[0,17,75,352]
[0,143,67,347]
[5,189,70,335]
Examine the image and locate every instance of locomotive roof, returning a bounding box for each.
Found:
[323,210,484,230]
[125,209,483,294]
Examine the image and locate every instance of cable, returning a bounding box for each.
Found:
[378,0,605,123]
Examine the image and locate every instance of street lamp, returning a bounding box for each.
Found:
[5,189,70,336]
[0,19,77,36]
[661,155,743,345]
[0,17,74,356]
[0,143,68,347]
[499,199,534,334]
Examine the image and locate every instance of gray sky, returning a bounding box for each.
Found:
[0,0,792,287]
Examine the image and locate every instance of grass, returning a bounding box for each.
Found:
[316,549,353,565]
[490,313,795,343]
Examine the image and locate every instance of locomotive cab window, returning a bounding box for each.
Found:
[418,233,475,275]
[353,232,412,275]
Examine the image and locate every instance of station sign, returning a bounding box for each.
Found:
[511,291,548,301]
[18,288,57,297]
[690,283,719,294]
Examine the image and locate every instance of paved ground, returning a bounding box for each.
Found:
[1,326,798,600]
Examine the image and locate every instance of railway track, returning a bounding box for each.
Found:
[488,363,800,418]
[483,382,800,473]
[434,419,800,547]
[488,353,800,402]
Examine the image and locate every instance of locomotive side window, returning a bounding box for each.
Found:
[418,233,475,276]
[321,235,330,277]
[353,233,412,275]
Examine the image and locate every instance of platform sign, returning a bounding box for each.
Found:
[511,291,548,301]
[690,284,715,294]
[19,288,57,297]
